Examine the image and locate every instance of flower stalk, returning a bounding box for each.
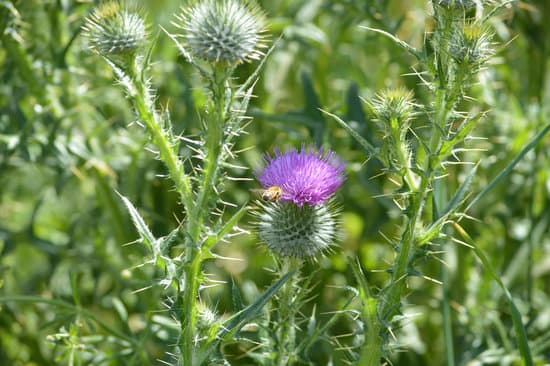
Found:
[129,68,194,213]
[274,257,302,366]
[181,66,231,365]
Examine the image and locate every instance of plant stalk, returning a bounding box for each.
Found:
[275,257,302,366]
[179,65,229,365]
[130,69,194,213]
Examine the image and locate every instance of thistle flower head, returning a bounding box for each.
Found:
[257,146,346,207]
[174,0,267,65]
[83,2,147,59]
[255,201,340,258]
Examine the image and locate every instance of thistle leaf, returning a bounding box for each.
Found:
[204,204,248,250]
[321,109,378,158]
[117,192,159,256]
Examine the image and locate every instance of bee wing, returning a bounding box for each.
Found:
[250,188,266,198]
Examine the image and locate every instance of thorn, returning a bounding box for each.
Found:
[131,285,154,294]
[450,236,474,248]
[421,274,443,285]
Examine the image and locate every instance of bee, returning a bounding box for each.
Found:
[260,185,283,203]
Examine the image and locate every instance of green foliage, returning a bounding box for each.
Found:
[1,0,550,365]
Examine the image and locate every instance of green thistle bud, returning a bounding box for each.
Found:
[450,24,494,68]
[368,89,416,172]
[174,0,267,65]
[196,303,219,332]
[369,88,416,132]
[83,2,147,64]
[435,0,477,10]
[255,201,340,258]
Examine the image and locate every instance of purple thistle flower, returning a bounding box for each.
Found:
[257,146,345,206]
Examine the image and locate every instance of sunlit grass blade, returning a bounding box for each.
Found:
[465,122,550,212]
[452,222,534,366]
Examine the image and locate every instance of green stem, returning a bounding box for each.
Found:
[359,297,383,366]
[275,258,302,366]
[390,117,419,191]
[441,255,455,366]
[180,255,203,366]
[364,54,456,364]
[130,72,194,214]
[188,66,227,244]
[180,66,229,365]
[381,192,424,321]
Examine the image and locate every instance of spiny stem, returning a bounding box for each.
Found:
[130,69,194,213]
[359,297,383,365]
[275,257,302,366]
[188,65,229,244]
[390,117,419,191]
[180,255,202,365]
[180,65,230,364]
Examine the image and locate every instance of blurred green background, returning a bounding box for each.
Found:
[1,0,550,365]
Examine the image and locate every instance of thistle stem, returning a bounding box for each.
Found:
[188,66,228,242]
[180,66,230,365]
[130,69,194,213]
[275,257,302,366]
[359,297,383,365]
[180,255,202,366]
[363,46,458,364]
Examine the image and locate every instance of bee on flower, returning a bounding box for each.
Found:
[254,146,345,258]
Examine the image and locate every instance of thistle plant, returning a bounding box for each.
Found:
[83,1,278,365]
[252,146,345,365]
[328,1,534,365]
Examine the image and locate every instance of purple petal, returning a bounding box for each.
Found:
[257,146,345,206]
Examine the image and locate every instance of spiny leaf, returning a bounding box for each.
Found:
[231,277,244,312]
[439,112,485,158]
[441,163,478,218]
[219,271,294,339]
[237,37,280,96]
[203,204,248,250]
[321,109,378,158]
[360,26,421,60]
[117,192,159,256]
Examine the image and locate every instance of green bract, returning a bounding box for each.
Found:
[255,201,340,258]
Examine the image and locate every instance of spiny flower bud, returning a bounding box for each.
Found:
[196,303,219,332]
[83,2,147,61]
[174,0,267,65]
[368,88,415,131]
[367,89,416,171]
[435,0,477,10]
[254,146,345,258]
[450,24,494,68]
[255,201,340,258]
